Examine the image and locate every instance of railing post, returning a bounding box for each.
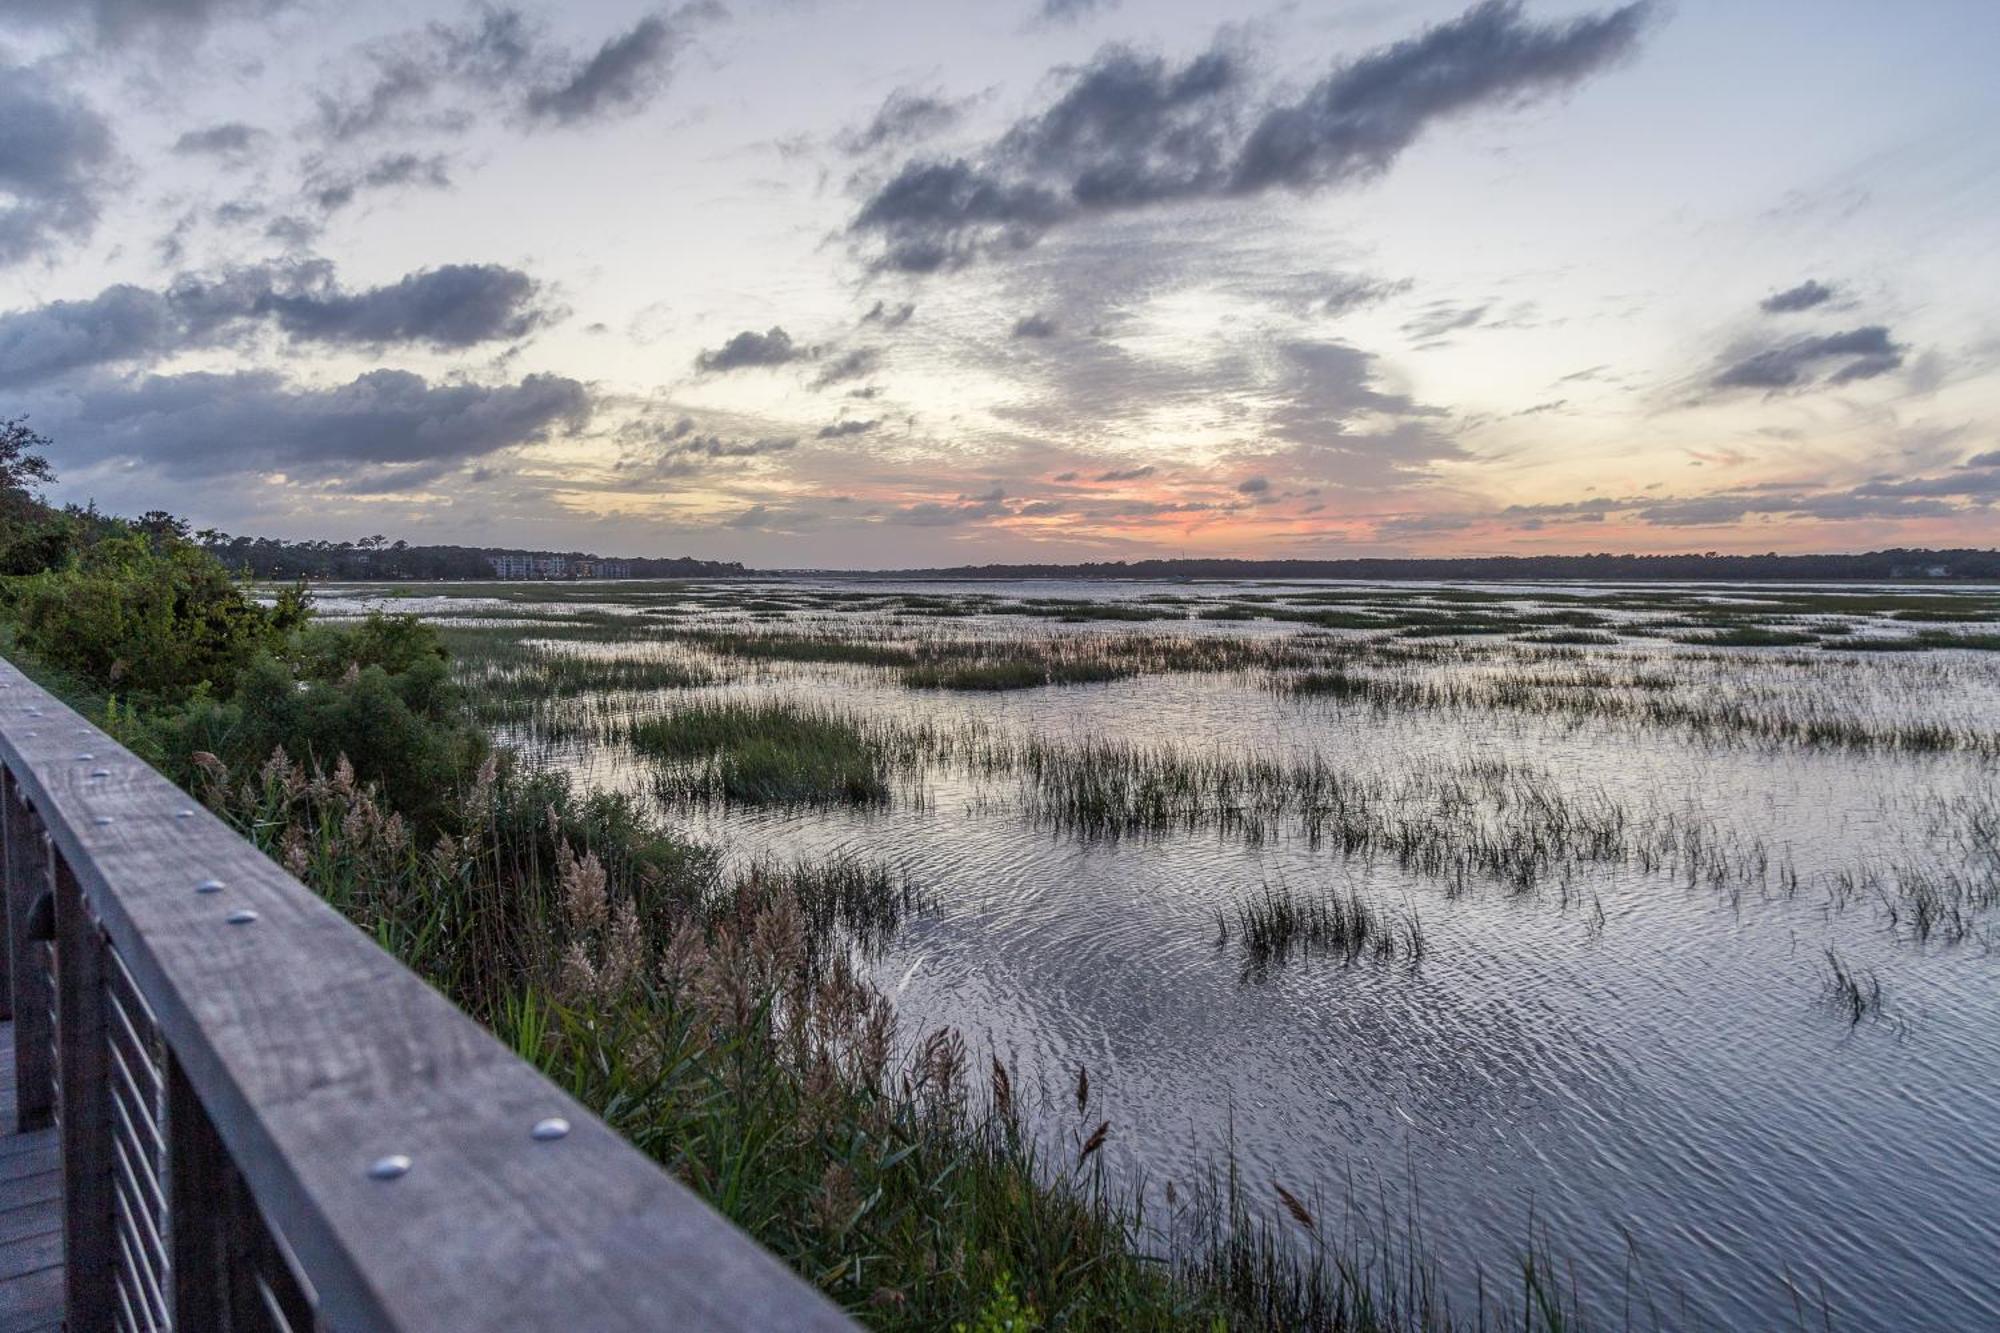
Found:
[3,770,54,1130]
[54,852,118,1330]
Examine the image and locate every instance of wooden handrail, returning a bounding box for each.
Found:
[0,655,857,1331]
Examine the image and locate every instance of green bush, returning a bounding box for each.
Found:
[8,531,280,699]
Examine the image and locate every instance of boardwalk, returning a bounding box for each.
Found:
[0,1020,63,1331]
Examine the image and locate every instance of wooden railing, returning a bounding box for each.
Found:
[0,654,857,1331]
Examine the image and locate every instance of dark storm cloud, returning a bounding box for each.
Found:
[1012,313,1059,338]
[48,368,590,480]
[525,13,685,126]
[1711,326,1905,392]
[171,122,267,160]
[694,326,806,372]
[1759,279,1836,314]
[0,262,553,387]
[817,419,878,439]
[0,64,117,268]
[852,1,1652,271]
[840,90,972,156]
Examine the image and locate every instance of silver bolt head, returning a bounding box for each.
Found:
[90,768,110,778]
[226,909,258,924]
[176,809,195,819]
[197,879,224,893]
[92,815,113,826]
[76,753,94,762]
[531,1117,571,1141]
[368,1154,412,1181]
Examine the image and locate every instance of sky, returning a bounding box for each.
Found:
[2,0,1998,567]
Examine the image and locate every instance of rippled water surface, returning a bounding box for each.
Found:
[322,577,2000,1330]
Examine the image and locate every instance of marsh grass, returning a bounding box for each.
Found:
[1820,949,1884,1026]
[630,701,889,805]
[1218,883,1425,970]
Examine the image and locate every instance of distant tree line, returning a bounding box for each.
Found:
[870,550,2000,582]
[200,534,746,581]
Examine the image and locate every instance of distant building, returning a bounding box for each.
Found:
[489,554,569,579]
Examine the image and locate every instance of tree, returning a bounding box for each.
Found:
[0,417,56,521]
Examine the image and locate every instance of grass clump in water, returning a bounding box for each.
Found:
[630,701,888,805]
[1820,949,1884,1026]
[1218,884,1425,970]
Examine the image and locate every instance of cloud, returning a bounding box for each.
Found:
[694,326,807,372]
[1012,312,1059,338]
[46,368,590,481]
[1321,273,1413,316]
[1401,301,1489,340]
[0,285,175,389]
[0,63,117,268]
[0,262,553,387]
[1037,0,1119,24]
[308,152,453,213]
[851,1,1652,271]
[1094,464,1153,481]
[254,263,551,347]
[0,0,290,47]
[1711,325,1905,392]
[840,89,972,156]
[171,122,267,161]
[1235,475,1270,494]
[1965,450,2000,469]
[525,13,684,126]
[816,418,877,438]
[1760,279,1836,314]
[312,5,705,145]
[861,300,915,327]
[812,347,882,388]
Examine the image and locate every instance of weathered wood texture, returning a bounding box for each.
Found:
[0,1020,65,1333]
[0,659,858,1332]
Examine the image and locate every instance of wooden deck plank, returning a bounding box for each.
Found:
[0,1019,63,1327]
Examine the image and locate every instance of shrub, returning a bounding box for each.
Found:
[9,531,280,698]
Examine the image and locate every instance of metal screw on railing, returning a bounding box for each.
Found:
[226,909,259,924]
[76,752,94,761]
[89,768,110,778]
[368,1155,412,1181]
[197,878,224,894]
[531,1117,572,1141]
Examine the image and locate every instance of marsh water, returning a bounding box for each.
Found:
[322,578,2000,1330]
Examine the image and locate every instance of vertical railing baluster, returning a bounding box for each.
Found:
[168,1053,229,1332]
[4,769,54,1130]
[54,852,119,1329]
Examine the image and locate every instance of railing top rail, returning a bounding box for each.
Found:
[0,655,855,1332]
